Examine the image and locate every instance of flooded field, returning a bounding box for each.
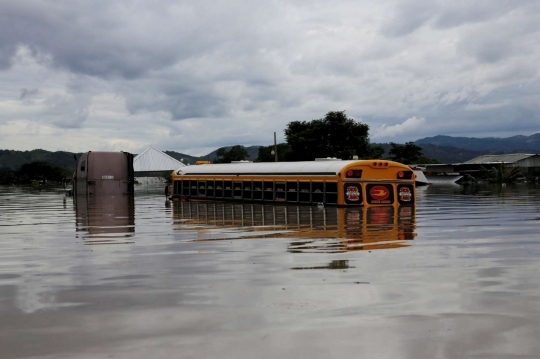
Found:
[1,183,540,358]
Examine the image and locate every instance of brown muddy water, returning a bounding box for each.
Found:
[1,183,540,359]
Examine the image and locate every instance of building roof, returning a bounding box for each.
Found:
[134,146,185,172]
[464,153,537,164]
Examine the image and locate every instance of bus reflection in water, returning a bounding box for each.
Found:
[172,202,416,253]
[75,195,135,245]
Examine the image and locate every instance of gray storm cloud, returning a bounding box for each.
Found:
[0,0,539,153]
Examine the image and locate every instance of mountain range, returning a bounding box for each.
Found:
[415,133,540,152]
[1,133,539,171]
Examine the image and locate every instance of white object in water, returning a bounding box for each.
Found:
[410,167,429,185]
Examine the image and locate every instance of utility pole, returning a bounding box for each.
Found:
[273,132,278,162]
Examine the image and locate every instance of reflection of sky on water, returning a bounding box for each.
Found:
[1,184,540,358]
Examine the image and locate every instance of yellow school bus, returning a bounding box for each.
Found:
[170,159,415,206]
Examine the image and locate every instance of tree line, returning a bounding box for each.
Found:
[214,111,439,164]
[0,162,72,185]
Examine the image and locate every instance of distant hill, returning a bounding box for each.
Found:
[2,134,538,171]
[163,151,201,165]
[165,145,260,164]
[415,133,540,152]
[0,149,81,171]
[196,145,259,162]
[415,144,483,163]
[374,143,482,163]
[0,146,261,172]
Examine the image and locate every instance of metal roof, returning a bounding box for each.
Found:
[175,160,407,176]
[464,153,537,164]
[134,146,185,172]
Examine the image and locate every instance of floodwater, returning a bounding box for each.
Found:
[1,183,540,359]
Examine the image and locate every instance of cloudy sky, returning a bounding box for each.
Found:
[1,0,539,155]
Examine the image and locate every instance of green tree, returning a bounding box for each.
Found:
[389,142,426,164]
[284,111,380,161]
[0,169,17,185]
[367,144,385,159]
[256,143,292,162]
[17,161,71,183]
[213,145,249,163]
[0,161,71,185]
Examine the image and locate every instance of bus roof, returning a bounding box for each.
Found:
[174,160,408,176]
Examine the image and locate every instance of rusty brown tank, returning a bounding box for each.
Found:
[74,151,134,196]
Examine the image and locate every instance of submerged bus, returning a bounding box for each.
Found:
[170,159,415,206]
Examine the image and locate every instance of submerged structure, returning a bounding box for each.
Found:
[74,151,134,196]
[170,159,416,207]
[418,153,540,183]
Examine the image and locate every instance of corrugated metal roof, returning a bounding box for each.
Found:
[464,153,536,164]
[134,146,185,172]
